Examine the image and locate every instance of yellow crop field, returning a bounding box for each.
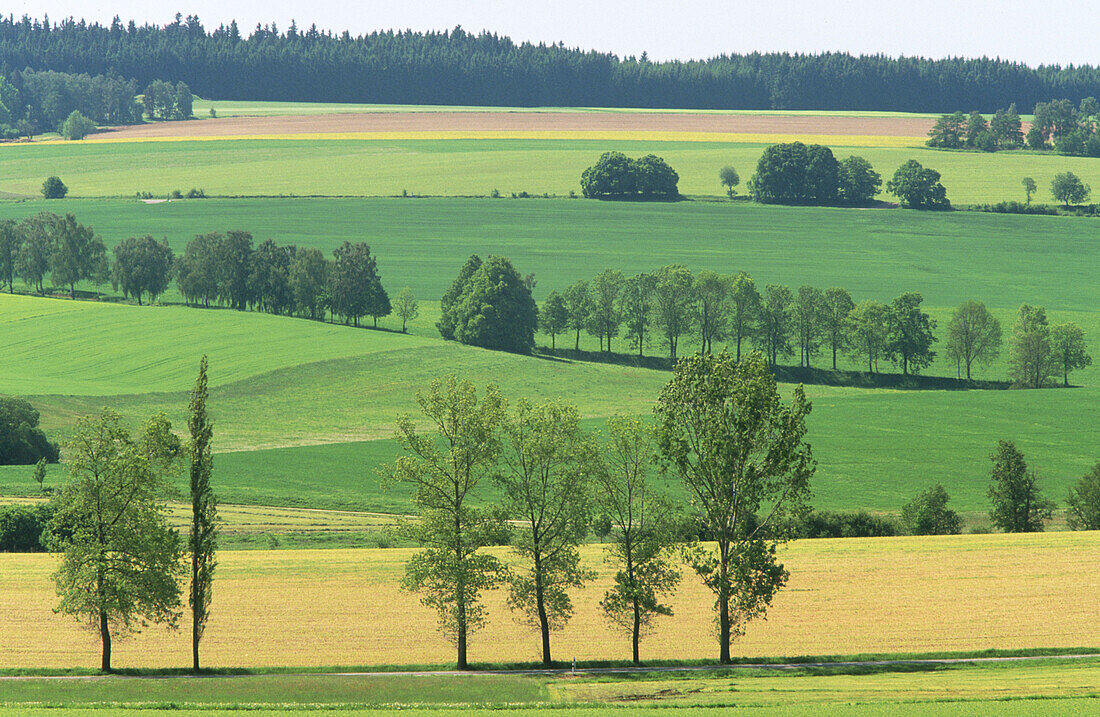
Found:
[51,130,919,147]
[2,532,1098,669]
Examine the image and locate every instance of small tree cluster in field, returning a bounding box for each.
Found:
[41,176,67,198]
[0,212,107,297]
[438,254,536,353]
[580,152,679,200]
[177,233,391,327]
[747,142,882,206]
[0,70,144,139]
[142,79,193,120]
[388,359,813,668]
[927,106,1024,151]
[1029,98,1100,156]
[1007,305,1092,388]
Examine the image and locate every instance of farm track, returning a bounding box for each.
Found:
[2,652,1096,680]
[94,111,937,140]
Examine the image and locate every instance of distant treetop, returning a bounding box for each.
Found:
[2,16,1100,111]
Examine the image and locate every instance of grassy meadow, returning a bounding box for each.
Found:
[0,199,1096,518]
[2,533,1099,669]
[1,137,1098,204]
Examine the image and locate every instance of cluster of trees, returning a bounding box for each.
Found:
[142,79,192,120]
[177,235,392,326]
[389,356,813,667]
[0,69,194,139]
[438,255,536,353]
[745,144,949,210]
[747,143,882,206]
[986,442,1100,533]
[927,105,1024,151]
[579,152,679,200]
[931,98,1100,156]
[40,359,218,672]
[1007,305,1092,388]
[5,16,1100,111]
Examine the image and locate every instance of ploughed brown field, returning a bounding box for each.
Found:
[96,111,938,140]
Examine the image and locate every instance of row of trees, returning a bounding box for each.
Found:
[390,355,813,667]
[579,152,680,200]
[177,234,392,326]
[141,78,192,120]
[540,270,1091,386]
[0,212,400,329]
[5,16,1100,111]
[46,359,218,672]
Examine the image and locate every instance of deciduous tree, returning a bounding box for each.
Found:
[987,440,1054,533]
[1008,305,1054,388]
[728,272,760,361]
[756,284,793,367]
[395,286,419,333]
[719,165,740,198]
[563,279,593,351]
[820,287,854,370]
[885,292,936,375]
[51,214,107,299]
[652,265,694,362]
[901,484,961,535]
[622,273,656,357]
[945,300,1002,380]
[1051,172,1090,207]
[539,290,568,349]
[48,409,184,672]
[1067,463,1100,531]
[794,286,823,368]
[594,416,681,664]
[887,160,949,209]
[112,235,173,305]
[655,351,813,664]
[386,376,508,670]
[497,399,596,666]
[1049,322,1091,387]
[846,300,889,373]
[451,256,537,354]
[694,270,728,354]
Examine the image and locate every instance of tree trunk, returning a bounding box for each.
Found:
[100,609,112,672]
[832,343,837,370]
[632,599,641,665]
[575,328,580,351]
[535,556,552,665]
[718,542,731,664]
[550,333,555,349]
[457,597,468,670]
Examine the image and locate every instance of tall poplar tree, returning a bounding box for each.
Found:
[188,355,218,672]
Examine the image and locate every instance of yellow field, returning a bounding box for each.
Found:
[44,131,920,147]
[2,532,1098,669]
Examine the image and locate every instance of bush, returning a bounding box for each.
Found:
[185,187,206,199]
[969,201,1059,216]
[41,176,67,199]
[901,484,962,535]
[0,503,52,552]
[795,510,902,539]
[169,189,184,199]
[0,398,59,465]
[60,110,95,140]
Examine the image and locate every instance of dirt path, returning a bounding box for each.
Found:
[96,111,936,140]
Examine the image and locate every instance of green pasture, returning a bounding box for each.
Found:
[0,199,1097,518]
[0,658,1096,715]
[0,138,1094,204]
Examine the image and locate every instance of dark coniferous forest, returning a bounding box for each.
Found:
[2,14,1100,112]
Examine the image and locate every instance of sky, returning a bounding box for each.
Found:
[6,0,1100,67]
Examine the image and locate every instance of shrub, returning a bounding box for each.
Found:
[901,484,962,535]
[169,189,184,199]
[41,176,67,199]
[185,187,206,199]
[969,201,1059,216]
[795,510,902,538]
[0,503,52,552]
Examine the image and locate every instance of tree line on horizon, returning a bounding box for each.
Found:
[2,16,1100,112]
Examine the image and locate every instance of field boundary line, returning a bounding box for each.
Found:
[3,653,1097,680]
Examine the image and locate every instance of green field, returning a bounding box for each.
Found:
[1,138,1096,204]
[0,198,1096,519]
[0,659,1097,715]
